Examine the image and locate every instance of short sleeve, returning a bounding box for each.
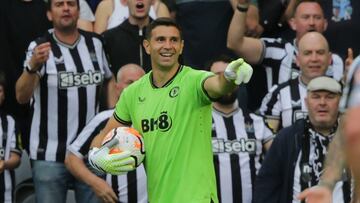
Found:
[114,87,132,125]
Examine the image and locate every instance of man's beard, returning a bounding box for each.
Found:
[217,92,237,105]
[61,23,77,33]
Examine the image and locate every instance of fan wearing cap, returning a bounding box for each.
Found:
[253,76,351,203]
[298,56,360,203]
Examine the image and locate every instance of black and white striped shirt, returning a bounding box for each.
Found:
[292,125,351,203]
[0,112,21,203]
[259,77,308,129]
[211,108,274,203]
[261,38,343,90]
[68,109,148,203]
[25,29,112,162]
[340,55,360,112]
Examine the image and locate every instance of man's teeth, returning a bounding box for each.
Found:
[136,3,144,8]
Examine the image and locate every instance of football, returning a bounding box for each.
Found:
[102,127,145,167]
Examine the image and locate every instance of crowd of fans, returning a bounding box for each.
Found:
[0,0,359,202]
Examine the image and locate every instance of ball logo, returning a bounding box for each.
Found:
[169,86,180,98]
[141,111,173,133]
[58,71,103,89]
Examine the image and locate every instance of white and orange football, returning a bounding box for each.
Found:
[102,127,145,166]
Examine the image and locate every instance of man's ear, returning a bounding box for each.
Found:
[179,40,184,55]
[47,10,53,22]
[288,17,296,31]
[295,54,301,67]
[323,19,328,31]
[143,39,150,54]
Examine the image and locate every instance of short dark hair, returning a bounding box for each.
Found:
[145,17,183,40]
[46,0,80,11]
[293,0,324,17]
[205,54,234,71]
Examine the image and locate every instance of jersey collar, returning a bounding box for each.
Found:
[149,65,183,88]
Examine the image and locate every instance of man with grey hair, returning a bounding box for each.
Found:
[253,76,351,203]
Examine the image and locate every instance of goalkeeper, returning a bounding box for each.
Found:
[88,17,253,203]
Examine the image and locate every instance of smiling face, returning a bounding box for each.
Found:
[305,90,340,132]
[289,1,328,40]
[143,25,184,71]
[296,32,331,84]
[47,0,79,32]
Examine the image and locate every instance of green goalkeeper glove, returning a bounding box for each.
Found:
[224,58,253,85]
[88,138,136,175]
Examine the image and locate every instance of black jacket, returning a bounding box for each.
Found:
[252,119,305,203]
[253,119,350,203]
[102,19,152,74]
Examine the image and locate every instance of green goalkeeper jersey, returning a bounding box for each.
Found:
[114,65,218,203]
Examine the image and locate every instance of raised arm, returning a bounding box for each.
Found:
[204,58,253,99]
[227,0,264,64]
[16,42,51,104]
[94,0,112,34]
[153,0,170,18]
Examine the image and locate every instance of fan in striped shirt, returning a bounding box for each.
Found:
[0,74,22,203]
[259,32,332,133]
[228,0,344,106]
[66,64,145,203]
[15,0,114,202]
[209,56,274,203]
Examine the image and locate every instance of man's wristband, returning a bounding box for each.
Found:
[24,63,38,74]
[237,3,249,12]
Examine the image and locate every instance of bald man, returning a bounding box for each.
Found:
[259,31,332,132]
[65,64,145,203]
[109,64,146,108]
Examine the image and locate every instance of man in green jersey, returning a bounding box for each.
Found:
[88,17,253,203]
